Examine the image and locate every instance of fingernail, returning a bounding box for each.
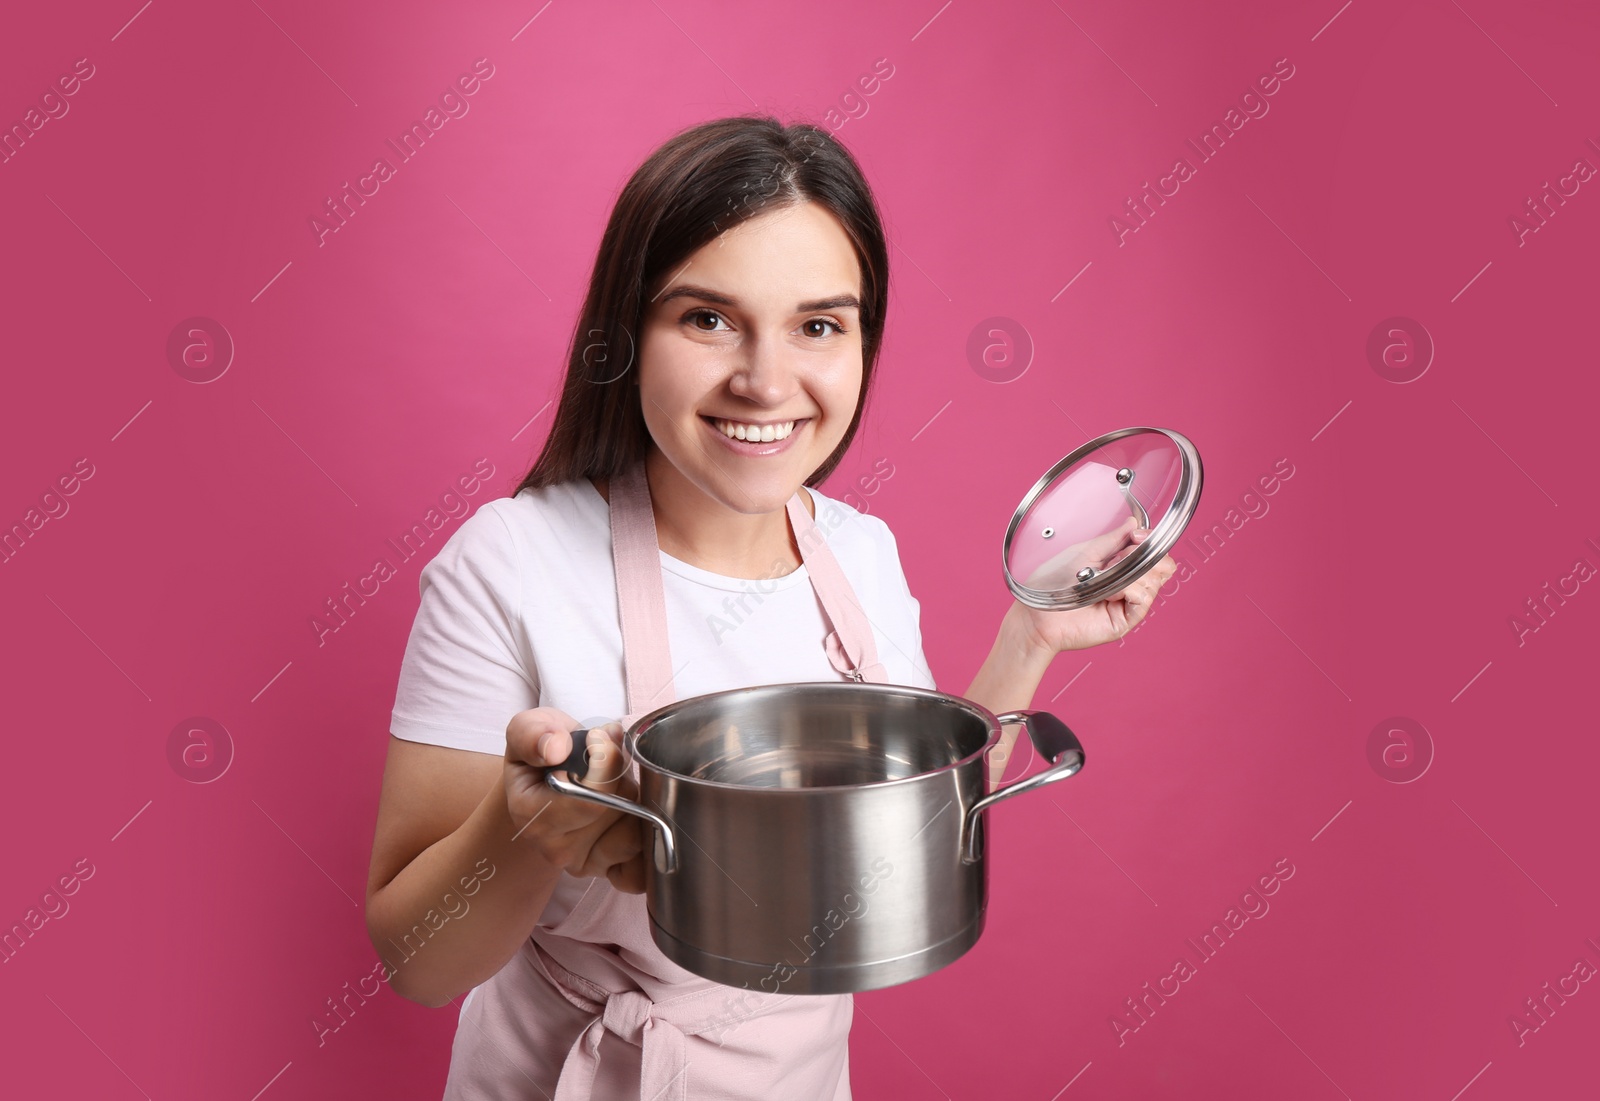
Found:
[536,732,553,760]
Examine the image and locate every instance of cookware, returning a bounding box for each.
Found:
[548,682,1083,995]
[1004,426,1203,611]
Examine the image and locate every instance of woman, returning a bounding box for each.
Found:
[365,115,1175,1099]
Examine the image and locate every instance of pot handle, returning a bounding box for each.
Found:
[961,710,1085,864]
[544,738,679,874]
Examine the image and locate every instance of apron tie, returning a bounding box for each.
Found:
[550,983,691,1101]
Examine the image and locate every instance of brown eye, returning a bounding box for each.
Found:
[803,318,844,338]
[687,310,725,331]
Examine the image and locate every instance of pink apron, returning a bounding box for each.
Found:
[443,459,890,1100]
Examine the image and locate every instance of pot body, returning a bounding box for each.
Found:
[643,722,990,995]
[550,682,1084,995]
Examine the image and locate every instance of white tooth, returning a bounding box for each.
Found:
[721,421,736,438]
[760,424,776,442]
[734,423,748,440]
[774,422,789,440]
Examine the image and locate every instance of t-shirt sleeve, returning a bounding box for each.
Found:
[870,517,938,691]
[389,500,537,756]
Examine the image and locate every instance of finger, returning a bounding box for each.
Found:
[1083,516,1141,560]
[506,709,579,769]
[607,854,647,894]
[1105,594,1129,634]
[580,725,630,789]
[1125,591,1152,624]
[1130,580,1160,614]
[574,815,642,879]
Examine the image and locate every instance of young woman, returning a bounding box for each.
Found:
[365,115,1175,1100]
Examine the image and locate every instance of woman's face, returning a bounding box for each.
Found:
[636,200,865,515]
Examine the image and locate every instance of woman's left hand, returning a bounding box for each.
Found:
[1011,534,1179,655]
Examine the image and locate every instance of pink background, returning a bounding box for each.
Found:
[3,1,1597,1098]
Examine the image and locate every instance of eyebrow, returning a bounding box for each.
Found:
[655,283,861,314]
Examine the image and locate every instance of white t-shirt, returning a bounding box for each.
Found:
[390,476,936,757]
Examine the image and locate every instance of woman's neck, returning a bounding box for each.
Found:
[590,455,814,579]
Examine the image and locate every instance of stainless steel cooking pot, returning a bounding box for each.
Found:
[547,681,1083,995]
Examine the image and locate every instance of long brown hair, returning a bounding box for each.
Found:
[515,115,890,494]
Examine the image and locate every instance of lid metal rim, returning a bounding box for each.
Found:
[1002,426,1203,612]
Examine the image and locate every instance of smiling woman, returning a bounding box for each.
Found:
[367,112,1177,1100]
[367,115,911,1101]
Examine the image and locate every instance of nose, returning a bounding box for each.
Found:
[726,332,798,407]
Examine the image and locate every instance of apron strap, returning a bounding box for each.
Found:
[787,491,889,683]
[609,461,679,717]
[611,459,890,704]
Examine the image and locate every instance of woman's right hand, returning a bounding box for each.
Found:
[503,708,645,893]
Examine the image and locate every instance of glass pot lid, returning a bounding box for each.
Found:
[1003,427,1203,611]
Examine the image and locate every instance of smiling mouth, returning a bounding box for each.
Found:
[701,415,809,443]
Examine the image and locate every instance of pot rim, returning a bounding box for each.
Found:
[623,681,1006,794]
